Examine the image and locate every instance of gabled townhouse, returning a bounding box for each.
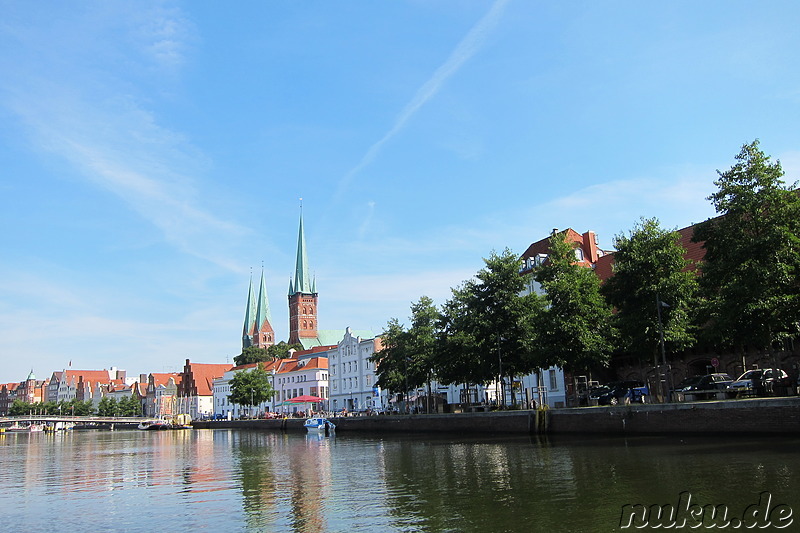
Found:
[47,368,128,404]
[178,359,232,419]
[145,373,182,417]
[0,383,20,415]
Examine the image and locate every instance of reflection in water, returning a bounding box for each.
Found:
[0,430,798,532]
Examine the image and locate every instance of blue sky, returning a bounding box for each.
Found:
[2,0,799,384]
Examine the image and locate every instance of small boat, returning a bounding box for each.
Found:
[138,420,172,430]
[5,423,45,433]
[304,417,335,434]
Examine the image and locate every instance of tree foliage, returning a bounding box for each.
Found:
[97,397,118,416]
[437,249,545,386]
[602,218,698,362]
[228,363,276,407]
[693,140,800,349]
[370,317,411,394]
[233,342,303,366]
[534,232,614,373]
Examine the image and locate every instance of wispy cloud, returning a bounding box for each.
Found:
[0,2,246,272]
[335,0,510,199]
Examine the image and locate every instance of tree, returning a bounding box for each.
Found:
[227,363,276,414]
[233,342,302,366]
[370,317,412,399]
[407,296,441,412]
[693,140,800,350]
[437,249,545,405]
[602,218,698,364]
[117,395,142,416]
[97,397,118,417]
[534,231,614,374]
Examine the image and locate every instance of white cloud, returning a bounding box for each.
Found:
[335,0,510,199]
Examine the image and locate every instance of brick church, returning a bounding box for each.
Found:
[241,212,321,351]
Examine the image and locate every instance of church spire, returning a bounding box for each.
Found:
[254,268,272,331]
[288,204,319,346]
[242,275,257,348]
[290,208,314,295]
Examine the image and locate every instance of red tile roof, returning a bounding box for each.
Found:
[186,363,232,396]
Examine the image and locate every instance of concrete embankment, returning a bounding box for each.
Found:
[192,397,800,436]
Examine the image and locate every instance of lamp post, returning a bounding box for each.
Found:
[656,294,671,403]
[271,369,276,415]
[250,388,254,418]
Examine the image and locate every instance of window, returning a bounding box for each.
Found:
[549,370,558,391]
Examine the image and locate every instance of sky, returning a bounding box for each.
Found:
[2,0,800,384]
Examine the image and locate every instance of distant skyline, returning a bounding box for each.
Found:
[2,1,800,383]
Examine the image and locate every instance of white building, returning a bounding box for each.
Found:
[327,327,385,413]
[212,354,330,419]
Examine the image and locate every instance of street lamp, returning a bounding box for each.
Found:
[656,294,671,402]
[250,388,254,418]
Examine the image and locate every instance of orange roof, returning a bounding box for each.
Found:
[279,356,328,374]
[150,373,182,387]
[187,363,232,396]
[69,370,115,383]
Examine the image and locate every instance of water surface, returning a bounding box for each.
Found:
[1,429,797,532]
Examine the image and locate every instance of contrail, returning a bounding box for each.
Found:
[335,0,510,199]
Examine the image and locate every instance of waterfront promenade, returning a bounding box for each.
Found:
[193,396,800,436]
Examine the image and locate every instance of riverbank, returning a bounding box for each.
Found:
[192,396,800,436]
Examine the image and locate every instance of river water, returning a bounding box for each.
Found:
[1,429,798,532]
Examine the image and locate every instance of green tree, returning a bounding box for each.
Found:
[117,395,141,416]
[534,231,614,374]
[437,249,545,405]
[228,363,276,414]
[233,342,302,366]
[693,140,800,349]
[370,317,412,398]
[371,297,443,411]
[67,399,94,416]
[97,397,118,417]
[407,296,441,412]
[8,399,32,416]
[602,218,698,365]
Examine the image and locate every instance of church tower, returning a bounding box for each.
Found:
[242,269,275,351]
[288,211,318,346]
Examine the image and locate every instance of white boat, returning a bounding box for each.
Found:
[5,423,45,433]
[137,420,171,430]
[304,417,335,434]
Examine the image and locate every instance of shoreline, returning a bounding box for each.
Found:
[192,396,800,436]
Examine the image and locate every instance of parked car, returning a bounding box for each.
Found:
[672,376,703,393]
[727,369,790,396]
[683,373,733,399]
[595,381,648,406]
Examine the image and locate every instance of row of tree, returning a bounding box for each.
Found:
[9,399,98,416]
[8,396,145,417]
[371,141,800,402]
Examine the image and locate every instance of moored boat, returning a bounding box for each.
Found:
[138,420,171,430]
[304,417,335,434]
[5,423,45,433]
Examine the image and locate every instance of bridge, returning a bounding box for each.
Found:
[0,415,158,428]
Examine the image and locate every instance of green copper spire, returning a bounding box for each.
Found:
[290,210,314,295]
[254,269,272,330]
[242,275,257,341]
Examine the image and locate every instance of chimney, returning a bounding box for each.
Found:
[583,231,599,263]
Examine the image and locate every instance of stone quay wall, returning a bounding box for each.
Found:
[192,397,800,436]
